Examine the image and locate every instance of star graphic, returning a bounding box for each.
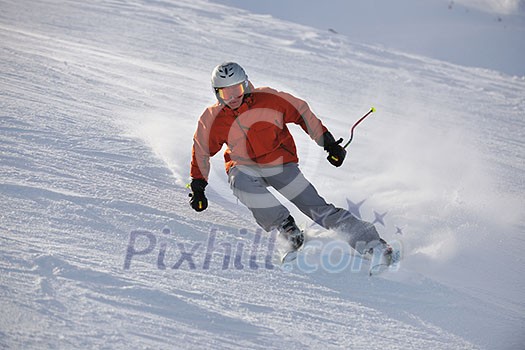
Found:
[395,226,404,235]
[346,198,365,219]
[309,205,356,230]
[372,211,388,226]
[308,208,333,229]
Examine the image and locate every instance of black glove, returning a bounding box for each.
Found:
[322,132,346,167]
[189,179,208,212]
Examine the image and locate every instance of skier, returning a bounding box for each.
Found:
[189,62,392,264]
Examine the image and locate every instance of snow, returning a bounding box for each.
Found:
[212,0,525,76]
[1,0,524,349]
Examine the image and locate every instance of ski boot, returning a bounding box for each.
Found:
[366,238,395,275]
[278,216,305,264]
[278,215,304,250]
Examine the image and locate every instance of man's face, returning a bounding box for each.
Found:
[217,83,245,110]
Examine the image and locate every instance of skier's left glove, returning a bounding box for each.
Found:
[189,178,208,212]
[322,132,346,167]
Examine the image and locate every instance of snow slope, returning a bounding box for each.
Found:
[1,0,524,349]
[212,0,525,76]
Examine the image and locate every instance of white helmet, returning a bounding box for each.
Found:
[211,62,248,89]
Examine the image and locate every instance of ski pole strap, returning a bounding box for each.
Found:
[343,107,376,149]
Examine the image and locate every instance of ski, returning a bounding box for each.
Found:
[280,238,306,265]
[280,249,300,264]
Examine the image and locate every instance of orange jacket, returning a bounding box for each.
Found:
[190,85,328,181]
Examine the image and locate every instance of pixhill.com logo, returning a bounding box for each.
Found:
[124,227,278,271]
[123,197,403,273]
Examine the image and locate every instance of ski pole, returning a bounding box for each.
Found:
[343,107,376,149]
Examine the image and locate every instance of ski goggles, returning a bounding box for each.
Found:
[215,82,246,101]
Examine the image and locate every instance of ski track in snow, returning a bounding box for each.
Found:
[1,0,524,349]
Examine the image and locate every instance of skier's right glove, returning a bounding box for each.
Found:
[322,131,346,167]
[189,178,208,212]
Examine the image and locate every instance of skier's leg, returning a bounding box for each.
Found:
[265,163,381,254]
[228,166,290,232]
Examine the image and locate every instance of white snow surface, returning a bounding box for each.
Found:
[212,0,525,76]
[1,0,524,349]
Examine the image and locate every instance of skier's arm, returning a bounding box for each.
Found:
[277,90,328,146]
[277,90,346,167]
[189,110,224,212]
[190,110,223,181]
[190,132,211,181]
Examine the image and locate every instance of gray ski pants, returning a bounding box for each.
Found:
[228,163,380,253]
